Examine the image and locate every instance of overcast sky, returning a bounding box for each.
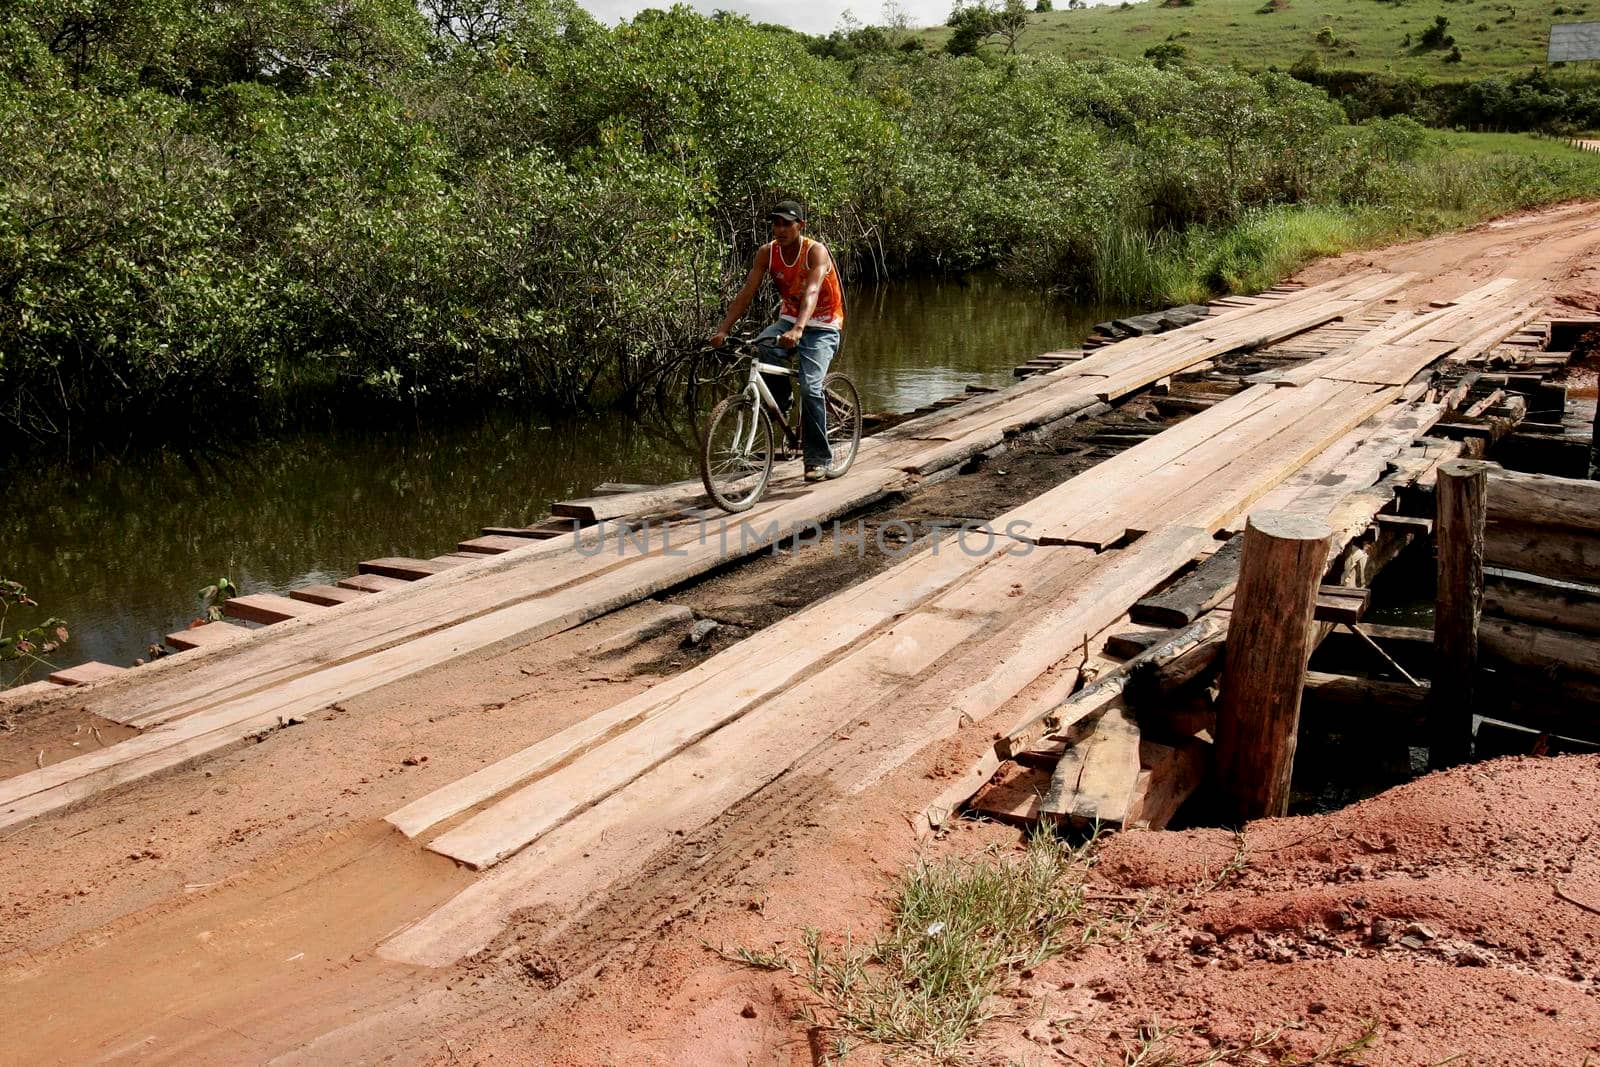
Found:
[577,0,953,36]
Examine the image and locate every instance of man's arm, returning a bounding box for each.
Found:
[709,244,771,347]
[781,243,833,347]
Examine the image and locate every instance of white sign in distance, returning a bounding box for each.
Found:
[1549,21,1600,62]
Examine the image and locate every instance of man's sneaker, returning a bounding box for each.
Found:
[804,466,826,483]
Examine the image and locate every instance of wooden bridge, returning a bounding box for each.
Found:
[3,258,1597,974]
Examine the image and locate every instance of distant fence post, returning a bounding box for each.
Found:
[1431,460,1487,768]
[1214,511,1331,821]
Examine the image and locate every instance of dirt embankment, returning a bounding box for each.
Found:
[470,755,1600,1067]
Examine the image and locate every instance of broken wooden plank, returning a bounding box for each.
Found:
[1040,705,1142,826]
[1002,615,1228,758]
[1124,738,1207,830]
[1130,536,1241,626]
[223,593,324,626]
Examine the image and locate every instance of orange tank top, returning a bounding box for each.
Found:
[768,237,844,330]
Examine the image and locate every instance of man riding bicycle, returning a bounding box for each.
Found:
[708,200,845,482]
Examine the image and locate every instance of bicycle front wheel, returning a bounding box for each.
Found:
[821,372,862,478]
[701,395,775,513]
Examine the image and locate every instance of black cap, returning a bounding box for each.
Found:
[768,200,805,223]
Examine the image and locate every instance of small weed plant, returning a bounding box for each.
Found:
[720,827,1103,1062]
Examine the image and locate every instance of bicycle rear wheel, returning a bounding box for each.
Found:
[701,394,775,513]
[821,372,862,478]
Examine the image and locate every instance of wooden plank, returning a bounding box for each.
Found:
[1124,738,1207,830]
[336,573,412,594]
[165,622,251,653]
[223,593,324,626]
[1484,570,1600,635]
[387,539,991,840]
[45,662,126,687]
[480,522,574,540]
[358,557,453,581]
[1313,585,1369,625]
[427,540,1113,869]
[1122,380,1401,542]
[1040,705,1142,826]
[1130,536,1241,626]
[551,480,711,525]
[290,584,369,606]
[1027,387,1282,547]
[1002,615,1227,757]
[1105,630,1169,659]
[967,763,1051,826]
[935,527,1212,727]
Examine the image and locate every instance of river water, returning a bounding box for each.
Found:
[3,277,1124,684]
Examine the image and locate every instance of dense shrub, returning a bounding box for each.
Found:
[1,1,1595,456]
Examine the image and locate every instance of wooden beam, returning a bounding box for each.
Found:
[1486,467,1600,531]
[1302,670,1428,727]
[1484,570,1600,635]
[1432,460,1486,768]
[1483,521,1600,587]
[1480,616,1600,679]
[999,615,1227,758]
[1214,511,1331,820]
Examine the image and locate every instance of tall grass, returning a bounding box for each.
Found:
[1084,135,1600,308]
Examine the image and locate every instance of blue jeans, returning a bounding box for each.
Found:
[758,321,840,469]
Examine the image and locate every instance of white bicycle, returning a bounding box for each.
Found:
[699,336,862,514]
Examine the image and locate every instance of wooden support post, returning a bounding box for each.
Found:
[1431,459,1487,768]
[1214,511,1331,821]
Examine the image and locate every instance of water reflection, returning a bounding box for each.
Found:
[3,277,1125,681]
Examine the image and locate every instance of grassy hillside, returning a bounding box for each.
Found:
[926,0,1595,78]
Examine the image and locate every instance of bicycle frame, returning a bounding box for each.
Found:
[738,344,803,450]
